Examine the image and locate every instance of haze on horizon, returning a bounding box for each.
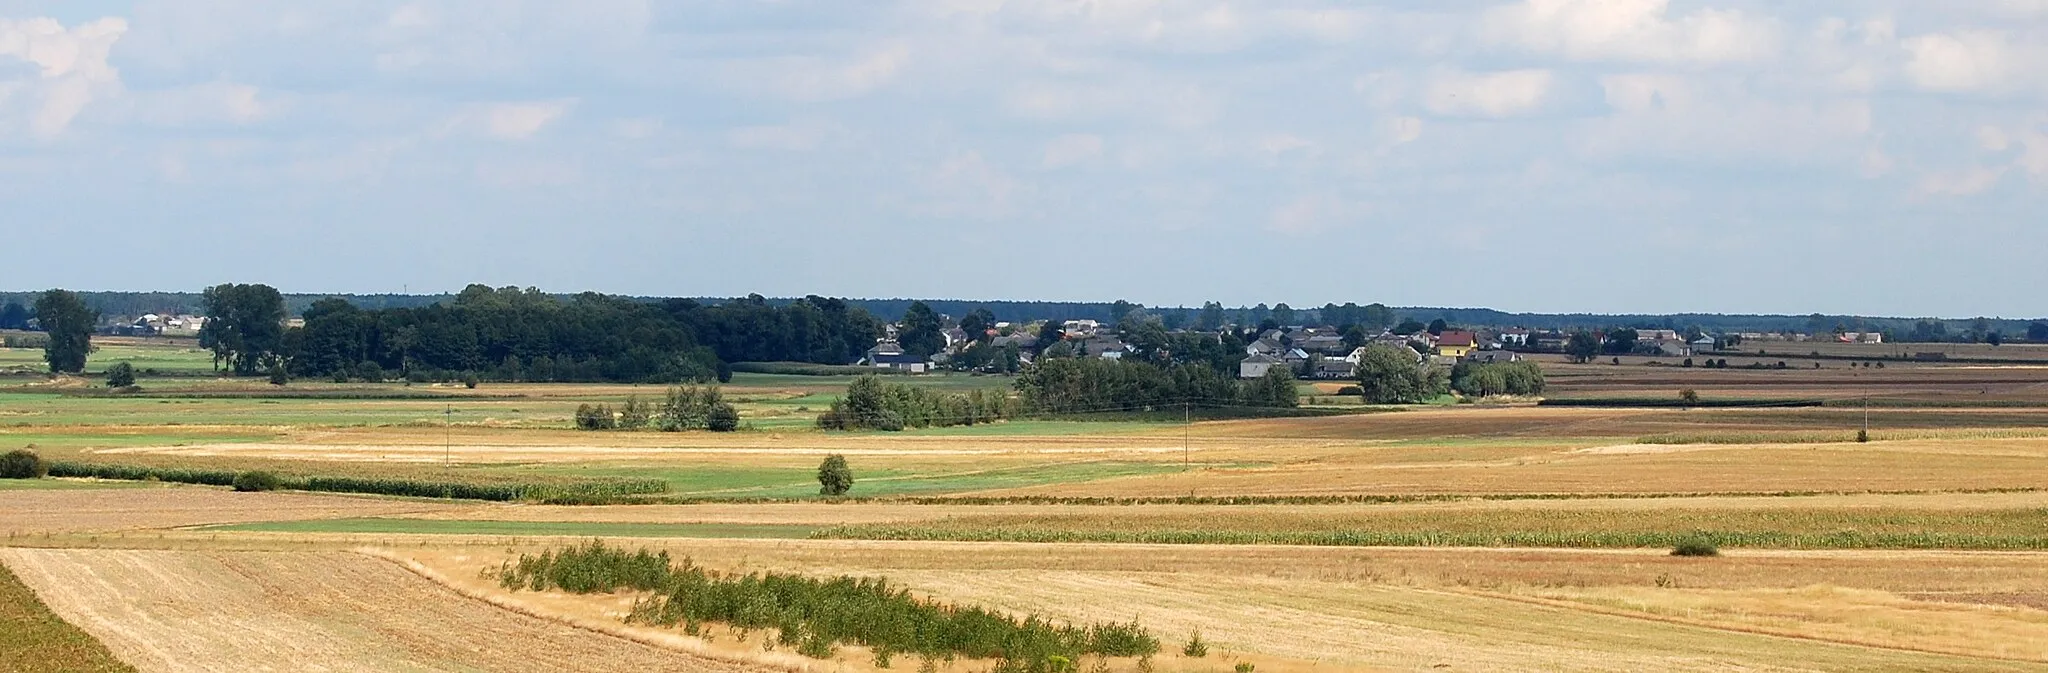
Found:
[1,1,2043,318]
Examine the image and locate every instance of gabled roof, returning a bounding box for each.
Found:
[1241,353,1280,364]
[1436,331,1476,347]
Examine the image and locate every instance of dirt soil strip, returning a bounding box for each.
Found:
[0,548,763,673]
[0,487,461,536]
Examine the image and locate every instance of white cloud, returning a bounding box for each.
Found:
[1267,193,1363,235]
[1918,166,2005,196]
[477,100,572,140]
[922,150,1023,218]
[1480,0,1778,65]
[0,16,128,137]
[1583,73,1873,162]
[750,44,911,102]
[1041,133,1103,168]
[728,119,842,152]
[1424,68,1554,118]
[1901,30,2030,94]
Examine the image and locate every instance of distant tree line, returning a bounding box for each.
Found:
[211,284,887,384]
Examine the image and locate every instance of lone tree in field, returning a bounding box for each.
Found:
[33,289,96,375]
[817,454,853,496]
[1564,331,1601,364]
[105,362,136,388]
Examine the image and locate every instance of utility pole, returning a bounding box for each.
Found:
[1182,401,1191,471]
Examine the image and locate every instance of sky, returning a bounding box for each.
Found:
[0,1,2044,318]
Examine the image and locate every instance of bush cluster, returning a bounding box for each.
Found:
[232,470,282,492]
[497,541,1160,670]
[817,375,1010,431]
[1449,361,1544,397]
[578,385,741,432]
[1,449,48,479]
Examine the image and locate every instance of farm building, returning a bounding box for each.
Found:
[1239,353,1281,379]
[863,342,930,373]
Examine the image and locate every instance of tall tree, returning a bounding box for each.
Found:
[1271,303,1296,326]
[1565,331,1601,363]
[958,308,996,343]
[1353,344,1439,404]
[0,302,27,330]
[33,289,95,374]
[1426,318,1448,335]
[897,301,946,358]
[1603,328,1639,355]
[199,283,288,375]
[1195,301,1226,330]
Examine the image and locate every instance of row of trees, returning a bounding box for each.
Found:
[1012,357,1298,414]
[575,385,740,431]
[816,375,1012,431]
[1449,360,1545,397]
[233,284,889,383]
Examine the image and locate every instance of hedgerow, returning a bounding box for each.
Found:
[44,461,668,501]
[496,541,1158,669]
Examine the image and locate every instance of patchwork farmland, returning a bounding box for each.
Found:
[6,338,2048,672]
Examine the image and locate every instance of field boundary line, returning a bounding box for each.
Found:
[357,547,811,673]
[1440,585,2048,665]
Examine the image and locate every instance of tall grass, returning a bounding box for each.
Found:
[45,461,668,501]
[496,541,1159,669]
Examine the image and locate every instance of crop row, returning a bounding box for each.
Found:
[46,461,668,501]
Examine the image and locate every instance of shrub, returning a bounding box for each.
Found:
[618,396,651,430]
[575,403,616,431]
[105,362,137,388]
[706,402,740,432]
[233,470,283,492]
[462,371,480,389]
[1679,389,1699,405]
[1335,386,1363,396]
[268,365,289,386]
[1670,541,1720,557]
[0,449,47,479]
[1235,663,1255,673]
[1857,428,1870,443]
[818,454,853,496]
[1182,631,1208,658]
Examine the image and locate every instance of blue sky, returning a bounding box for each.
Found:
[1,1,2043,318]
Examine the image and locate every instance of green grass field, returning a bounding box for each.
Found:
[510,461,1191,498]
[0,562,135,672]
[0,343,218,376]
[208,518,816,538]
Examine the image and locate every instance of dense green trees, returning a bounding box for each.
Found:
[2032,322,2048,342]
[200,283,288,375]
[32,289,95,374]
[897,301,946,358]
[287,287,878,384]
[1012,357,1294,414]
[816,375,1009,431]
[1353,344,1446,404]
[1565,332,1601,363]
[1450,360,1545,397]
[0,302,28,330]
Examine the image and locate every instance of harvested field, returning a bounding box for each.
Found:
[0,561,132,673]
[0,487,457,535]
[0,548,760,673]
[401,541,2048,672]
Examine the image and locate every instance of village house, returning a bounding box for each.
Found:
[1239,352,1280,379]
[1434,331,1476,358]
[862,341,930,373]
[1308,357,1356,379]
[1464,350,1521,364]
